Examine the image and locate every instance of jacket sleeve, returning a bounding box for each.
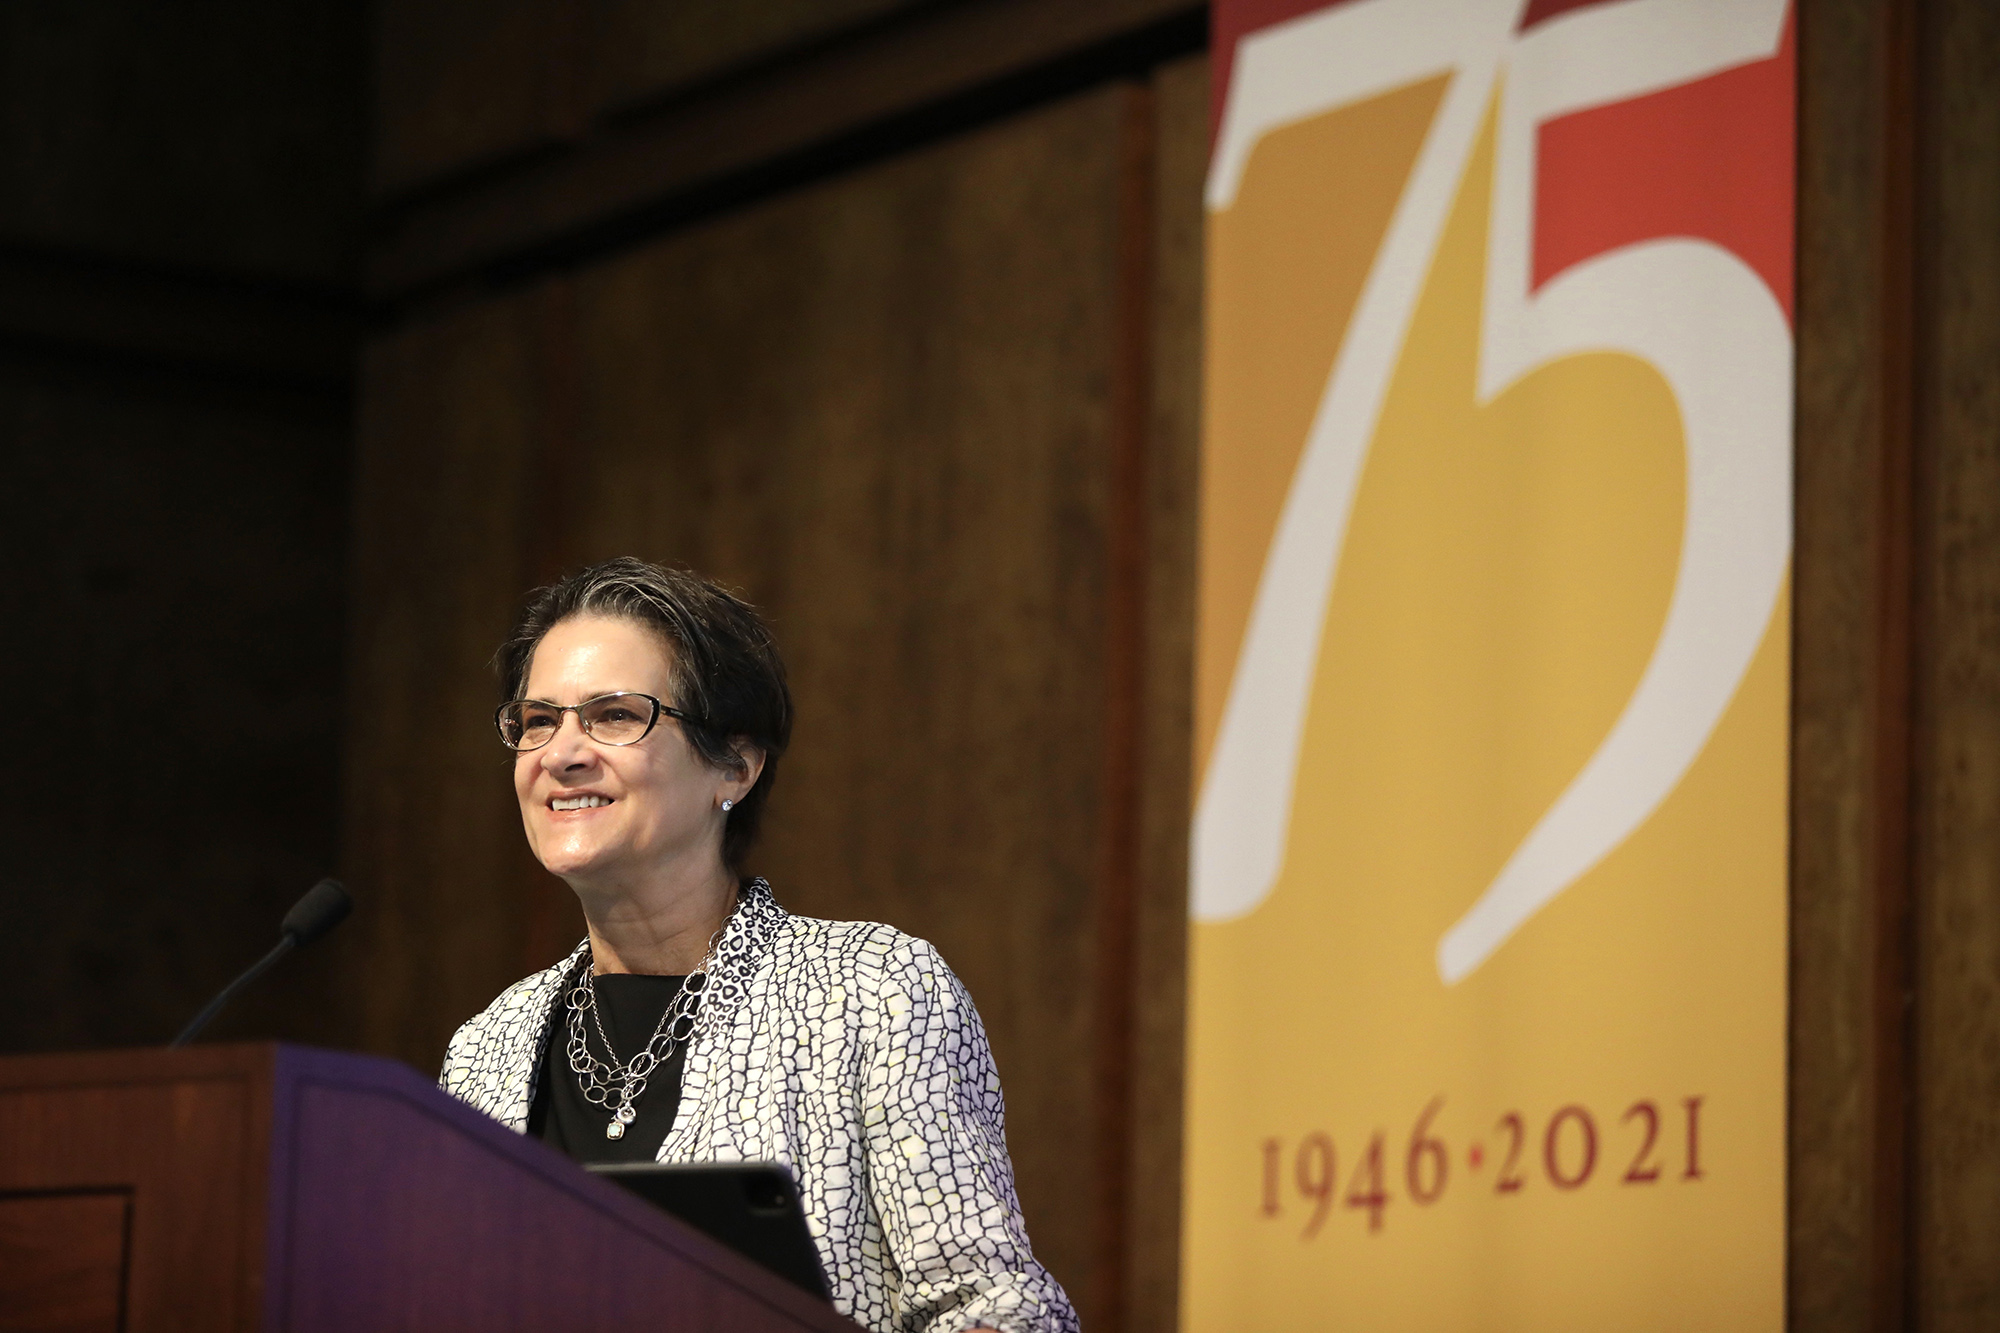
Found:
[859,938,1079,1333]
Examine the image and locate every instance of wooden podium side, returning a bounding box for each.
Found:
[0,1043,861,1333]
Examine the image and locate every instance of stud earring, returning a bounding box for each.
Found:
[720,798,735,812]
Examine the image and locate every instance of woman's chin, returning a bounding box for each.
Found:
[534,839,616,883]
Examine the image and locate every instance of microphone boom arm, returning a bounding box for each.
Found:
[170,936,297,1047]
[168,877,351,1047]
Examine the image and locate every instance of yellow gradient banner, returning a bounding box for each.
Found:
[1184,2,1795,1327]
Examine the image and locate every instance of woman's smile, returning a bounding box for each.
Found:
[549,793,615,812]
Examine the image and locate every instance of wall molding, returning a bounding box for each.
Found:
[366,0,1205,312]
[0,243,357,404]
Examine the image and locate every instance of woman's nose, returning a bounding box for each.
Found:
[539,711,596,770]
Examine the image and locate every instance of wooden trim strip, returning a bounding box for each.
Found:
[1868,0,1921,1326]
[0,243,357,395]
[367,0,1205,306]
[1093,81,1157,1333]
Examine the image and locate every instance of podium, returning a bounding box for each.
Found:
[0,1043,862,1332]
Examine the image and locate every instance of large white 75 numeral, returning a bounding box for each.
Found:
[1191,0,1791,985]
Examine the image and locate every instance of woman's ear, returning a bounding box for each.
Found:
[725,740,766,797]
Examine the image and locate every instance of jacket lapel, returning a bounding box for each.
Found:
[480,942,584,1131]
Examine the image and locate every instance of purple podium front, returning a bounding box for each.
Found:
[0,1043,861,1332]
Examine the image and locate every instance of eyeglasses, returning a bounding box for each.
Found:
[495,691,702,751]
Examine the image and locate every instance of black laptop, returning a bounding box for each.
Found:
[588,1161,830,1300]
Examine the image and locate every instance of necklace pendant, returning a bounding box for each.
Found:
[605,1118,626,1140]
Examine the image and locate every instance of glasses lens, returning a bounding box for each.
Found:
[579,694,657,745]
[499,701,562,750]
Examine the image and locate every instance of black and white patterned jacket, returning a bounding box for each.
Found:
[439,882,1079,1333]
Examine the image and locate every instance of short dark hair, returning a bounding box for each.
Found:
[496,557,792,870]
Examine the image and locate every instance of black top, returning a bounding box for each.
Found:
[529,972,689,1164]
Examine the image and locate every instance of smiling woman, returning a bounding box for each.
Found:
[438,558,1076,1333]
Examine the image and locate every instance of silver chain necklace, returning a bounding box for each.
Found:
[563,880,771,1141]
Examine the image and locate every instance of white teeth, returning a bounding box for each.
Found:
[551,795,611,811]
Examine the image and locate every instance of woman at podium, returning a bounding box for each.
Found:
[439,557,1077,1333]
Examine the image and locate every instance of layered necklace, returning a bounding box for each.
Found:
[563,880,768,1141]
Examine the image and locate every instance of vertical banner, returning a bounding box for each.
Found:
[1183,1,1794,1328]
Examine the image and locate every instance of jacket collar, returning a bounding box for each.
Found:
[478,880,786,1134]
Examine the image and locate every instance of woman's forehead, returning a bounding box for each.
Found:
[524,614,676,694]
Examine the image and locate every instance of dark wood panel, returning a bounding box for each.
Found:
[588,0,935,118]
[367,0,1200,299]
[1911,0,2000,1324]
[371,0,579,198]
[1089,78,1155,1333]
[373,0,936,197]
[0,1,362,285]
[1122,51,1205,1333]
[0,1191,129,1333]
[1792,0,2000,1325]
[0,368,349,1057]
[0,1044,274,1333]
[1791,0,1917,1327]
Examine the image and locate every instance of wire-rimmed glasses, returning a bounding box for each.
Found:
[495,691,701,751]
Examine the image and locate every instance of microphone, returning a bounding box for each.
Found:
[170,878,352,1047]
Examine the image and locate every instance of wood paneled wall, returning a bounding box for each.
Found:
[372,0,934,194]
[349,0,2000,1328]
[1907,0,2000,1323]
[1793,0,2000,1327]
[346,56,1207,1327]
[1791,0,1911,1318]
[1129,52,1205,1333]
[0,3,360,283]
[0,368,351,1053]
[365,0,1203,300]
[0,2,361,1057]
